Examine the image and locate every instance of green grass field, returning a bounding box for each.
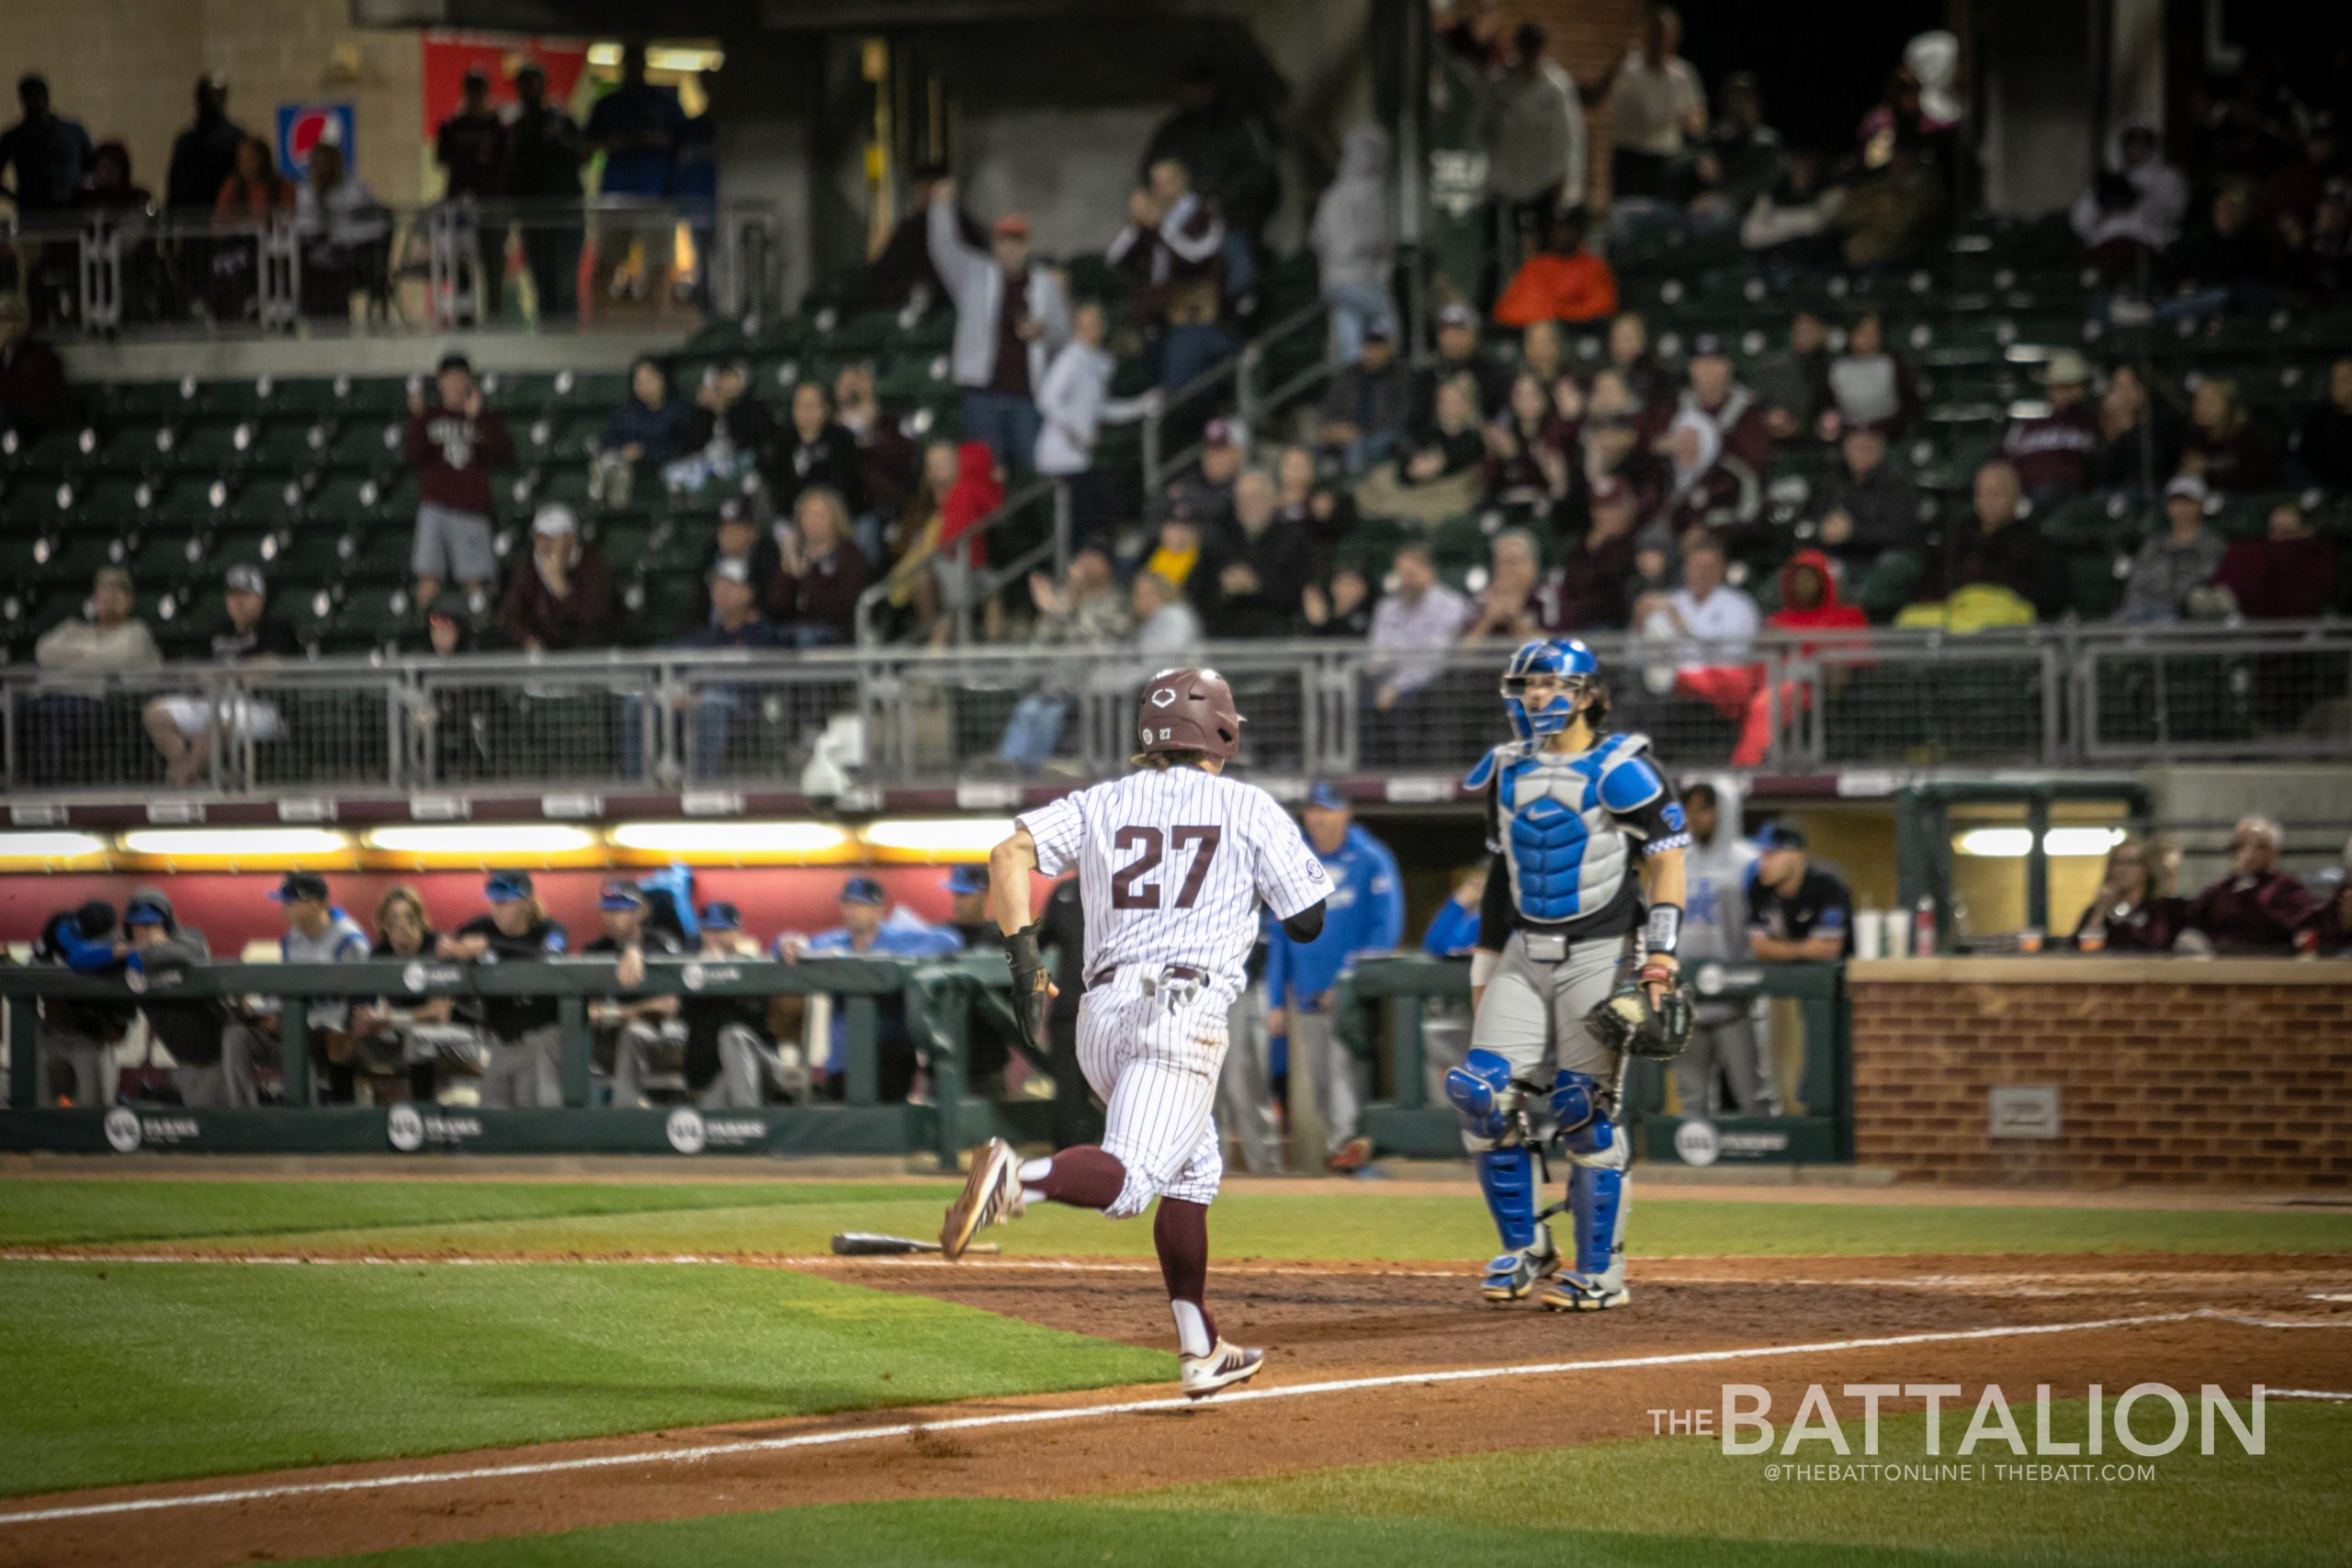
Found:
[272,1403,2352,1568]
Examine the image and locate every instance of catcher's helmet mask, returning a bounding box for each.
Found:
[1136,667,1245,761]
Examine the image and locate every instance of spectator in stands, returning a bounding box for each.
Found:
[585,45,684,305]
[1823,310,1917,439]
[1166,416,1246,526]
[2260,112,2345,243]
[2070,833,2187,952]
[1930,459,2066,622]
[997,542,1133,773]
[209,135,293,321]
[1274,443,1356,570]
[141,565,297,785]
[499,504,616,653]
[2284,175,2352,300]
[1544,474,1641,631]
[350,886,481,1104]
[1485,370,1573,523]
[1636,529,1761,721]
[1302,563,1374,639]
[769,486,872,648]
[1130,567,1205,660]
[787,875,958,1101]
[1604,5,1706,211]
[405,352,510,606]
[1737,548,1867,764]
[2291,355,2352,489]
[1419,301,1510,423]
[1690,72,1783,231]
[1741,150,1846,264]
[1141,62,1281,304]
[930,180,1069,471]
[1652,407,1760,539]
[1480,23,1586,282]
[1317,325,1412,473]
[2165,186,2274,316]
[408,593,491,777]
[1645,334,1772,479]
[1462,527,1544,642]
[1196,468,1315,638]
[2072,124,2188,283]
[2211,498,2338,620]
[2312,838,2352,957]
[1035,299,1152,536]
[600,355,695,485]
[1604,310,1674,411]
[2184,817,2318,954]
[1519,320,1573,403]
[2120,475,2227,624]
[882,440,990,636]
[1362,374,1487,525]
[74,141,151,213]
[662,557,786,776]
[443,873,568,1107]
[2000,350,2098,507]
[865,163,978,309]
[1578,369,1659,502]
[435,69,506,321]
[2092,361,2179,494]
[0,75,92,214]
[503,61,584,321]
[1142,517,1204,595]
[584,881,686,1110]
[833,362,918,523]
[166,74,246,218]
[686,359,775,479]
[2180,377,2280,492]
[1493,209,1619,328]
[120,888,256,1109]
[1747,824,1852,959]
[769,380,867,520]
[1834,139,1946,267]
[1109,157,1230,393]
[1364,541,1471,722]
[0,296,65,439]
[1752,310,1832,443]
[1314,125,1397,364]
[695,499,782,624]
[1812,424,1924,570]
[35,567,160,681]
[293,141,390,320]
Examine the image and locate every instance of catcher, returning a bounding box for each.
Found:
[1447,638,1693,1312]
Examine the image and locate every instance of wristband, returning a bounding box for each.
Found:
[1470,949,1500,987]
[1644,904,1682,957]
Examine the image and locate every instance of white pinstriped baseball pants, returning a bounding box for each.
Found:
[1076,968,1232,1219]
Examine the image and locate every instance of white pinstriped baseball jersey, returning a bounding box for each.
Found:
[1019,765,1327,990]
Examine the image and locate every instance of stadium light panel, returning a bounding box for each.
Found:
[119,829,350,857]
[0,831,108,860]
[609,821,848,854]
[365,826,597,855]
[860,818,1015,856]
[1954,828,2125,858]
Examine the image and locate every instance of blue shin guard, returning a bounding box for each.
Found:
[1566,1162,1624,1277]
[1474,1146,1539,1251]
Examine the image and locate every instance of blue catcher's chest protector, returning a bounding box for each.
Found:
[1484,734,1658,926]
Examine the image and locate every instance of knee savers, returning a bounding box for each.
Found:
[1445,1048,1521,1147]
[1549,1070,1624,1168]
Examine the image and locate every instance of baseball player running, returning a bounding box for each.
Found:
[942,669,1330,1399]
[1451,638,1692,1312]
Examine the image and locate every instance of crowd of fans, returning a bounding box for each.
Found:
[2070,818,2352,957]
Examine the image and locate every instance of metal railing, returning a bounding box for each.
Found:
[3,197,782,336]
[3,622,2347,798]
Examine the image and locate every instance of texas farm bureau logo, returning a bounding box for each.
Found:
[1676,1118,1722,1167]
[387,1104,425,1152]
[387,1106,481,1152]
[682,963,707,992]
[1694,961,1725,997]
[403,962,428,994]
[666,1108,708,1154]
[104,1108,141,1153]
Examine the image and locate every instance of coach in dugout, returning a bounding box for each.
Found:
[1745,822,1852,960]
[1266,784,1403,1172]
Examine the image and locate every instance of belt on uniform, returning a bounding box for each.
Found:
[1089,963,1209,994]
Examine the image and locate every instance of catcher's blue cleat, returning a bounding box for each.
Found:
[1480,1232,1560,1303]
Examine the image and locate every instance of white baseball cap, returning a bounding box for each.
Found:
[532,503,578,537]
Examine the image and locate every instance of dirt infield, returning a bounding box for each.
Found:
[3,1250,2347,1568]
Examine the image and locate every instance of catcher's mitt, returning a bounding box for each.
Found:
[1002,922,1054,1055]
[1587,964,1695,1062]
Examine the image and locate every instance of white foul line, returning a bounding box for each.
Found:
[2270,1388,2352,1401]
[4,1308,2332,1529]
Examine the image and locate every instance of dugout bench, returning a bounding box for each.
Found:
[0,956,1031,1162]
[1333,955,1855,1167]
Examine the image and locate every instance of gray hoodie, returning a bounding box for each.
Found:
[1313,127,1396,295]
[124,886,229,1066]
[1679,775,1756,985]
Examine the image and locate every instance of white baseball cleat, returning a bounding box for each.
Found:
[1179,1338,1266,1400]
[940,1137,1024,1260]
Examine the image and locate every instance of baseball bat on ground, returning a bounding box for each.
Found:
[831,1232,1000,1256]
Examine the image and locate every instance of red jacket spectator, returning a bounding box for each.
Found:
[405,400,513,517]
[1767,548,1868,651]
[2213,516,2339,619]
[937,441,1004,569]
[1493,247,1620,327]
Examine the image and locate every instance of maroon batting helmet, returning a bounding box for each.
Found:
[1136,667,1243,761]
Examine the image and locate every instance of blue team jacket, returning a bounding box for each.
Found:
[1265,824,1403,1010]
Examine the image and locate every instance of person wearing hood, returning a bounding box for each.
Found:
[1492,209,1619,327]
[1672,781,1769,1115]
[1733,548,1867,766]
[1650,405,1759,540]
[442,872,569,1108]
[2072,124,2188,278]
[119,887,257,1109]
[1313,125,1396,365]
[31,900,137,1108]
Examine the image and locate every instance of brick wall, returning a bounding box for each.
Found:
[1850,958,2352,1189]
